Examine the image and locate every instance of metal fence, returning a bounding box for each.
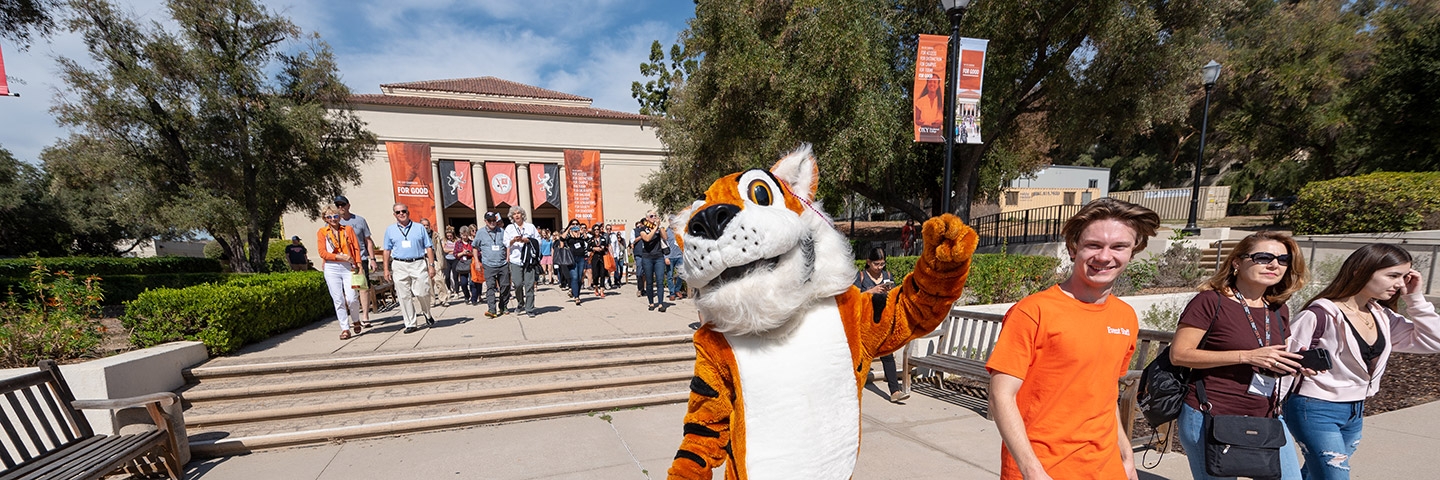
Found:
[970,204,1084,248]
[1109,186,1230,221]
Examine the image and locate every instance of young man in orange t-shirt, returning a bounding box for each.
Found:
[985,198,1160,480]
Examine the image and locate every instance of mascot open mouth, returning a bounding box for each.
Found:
[713,257,781,287]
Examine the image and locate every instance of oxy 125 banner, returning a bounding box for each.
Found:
[386,142,437,227]
[913,34,949,143]
[955,37,989,144]
[563,150,604,226]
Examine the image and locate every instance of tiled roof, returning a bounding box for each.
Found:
[347,94,649,121]
[380,77,590,102]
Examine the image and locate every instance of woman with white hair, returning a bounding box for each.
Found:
[317,204,364,340]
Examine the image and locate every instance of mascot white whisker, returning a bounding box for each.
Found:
[667,145,978,480]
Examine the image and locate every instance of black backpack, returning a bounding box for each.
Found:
[521,238,542,271]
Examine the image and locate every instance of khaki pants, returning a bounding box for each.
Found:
[392,259,432,327]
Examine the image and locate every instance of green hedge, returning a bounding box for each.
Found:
[0,272,230,305]
[855,253,1061,304]
[0,256,222,277]
[1288,172,1440,235]
[122,271,330,355]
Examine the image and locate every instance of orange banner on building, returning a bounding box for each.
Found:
[484,161,519,207]
[563,150,604,226]
[0,43,11,96]
[386,142,436,227]
[913,34,948,143]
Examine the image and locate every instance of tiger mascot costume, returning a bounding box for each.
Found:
[667,145,978,479]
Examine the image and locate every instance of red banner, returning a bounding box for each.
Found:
[386,142,436,227]
[913,34,948,143]
[439,160,474,209]
[0,43,11,96]
[530,163,559,208]
[563,150,604,226]
[484,161,519,207]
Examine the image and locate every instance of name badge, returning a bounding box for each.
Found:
[491,245,501,251]
[1247,372,1278,397]
[401,240,412,249]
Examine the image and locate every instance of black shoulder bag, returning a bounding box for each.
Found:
[1196,377,1285,478]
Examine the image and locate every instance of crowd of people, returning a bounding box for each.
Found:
[311,198,689,338]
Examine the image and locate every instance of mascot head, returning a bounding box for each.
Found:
[674,145,855,336]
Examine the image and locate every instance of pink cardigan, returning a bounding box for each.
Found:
[1286,293,1440,401]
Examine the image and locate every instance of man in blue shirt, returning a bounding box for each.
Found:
[382,203,437,334]
[472,211,511,318]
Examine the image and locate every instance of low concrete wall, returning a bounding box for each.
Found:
[0,342,206,433]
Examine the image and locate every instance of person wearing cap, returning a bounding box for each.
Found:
[505,206,542,317]
[472,211,512,317]
[335,195,377,327]
[285,235,309,271]
[382,203,437,334]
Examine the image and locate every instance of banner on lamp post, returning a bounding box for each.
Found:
[484,162,519,207]
[955,37,989,144]
[912,34,949,143]
[0,43,11,96]
[386,142,437,228]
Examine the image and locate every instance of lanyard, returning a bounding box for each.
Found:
[1233,291,1272,347]
[398,222,413,241]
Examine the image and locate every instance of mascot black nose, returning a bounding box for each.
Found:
[688,204,740,240]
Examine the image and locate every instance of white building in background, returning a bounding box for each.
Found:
[282,77,666,260]
[1000,165,1110,213]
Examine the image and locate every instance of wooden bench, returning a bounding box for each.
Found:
[900,307,1177,449]
[0,360,182,480]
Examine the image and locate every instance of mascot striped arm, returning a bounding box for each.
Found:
[666,145,978,480]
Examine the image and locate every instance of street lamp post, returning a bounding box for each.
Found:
[1182,60,1222,237]
[940,0,971,217]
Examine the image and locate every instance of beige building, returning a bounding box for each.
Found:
[282,77,665,251]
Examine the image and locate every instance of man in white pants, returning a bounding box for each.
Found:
[382,203,437,334]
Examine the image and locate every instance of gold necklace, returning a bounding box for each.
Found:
[1340,301,1374,328]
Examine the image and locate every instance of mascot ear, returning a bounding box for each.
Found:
[770,144,819,201]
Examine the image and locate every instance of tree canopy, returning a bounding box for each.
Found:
[47,0,376,272]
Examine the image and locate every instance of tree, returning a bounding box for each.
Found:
[1348,0,1440,174]
[637,0,1229,221]
[631,40,696,117]
[0,0,59,47]
[0,147,71,256]
[51,0,376,272]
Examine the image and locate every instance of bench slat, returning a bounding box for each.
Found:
[19,389,61,452]
[2,392,39,463]
[0,435,103,480]
[38,432,161,480]
[35,386,79,445]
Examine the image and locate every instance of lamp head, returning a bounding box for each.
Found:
[941,0,973,12]
[1202,60,1222,86]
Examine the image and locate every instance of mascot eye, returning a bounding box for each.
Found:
[748,180,773,206]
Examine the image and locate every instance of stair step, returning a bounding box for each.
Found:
[188,383,690,457]
[181,345,695,402]
[184,362,693,426]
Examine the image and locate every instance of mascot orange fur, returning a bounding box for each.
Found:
[666,145,978,479]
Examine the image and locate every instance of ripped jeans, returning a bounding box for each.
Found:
[1283,395,1364,480]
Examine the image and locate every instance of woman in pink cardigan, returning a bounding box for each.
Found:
[1286,244,1440,479]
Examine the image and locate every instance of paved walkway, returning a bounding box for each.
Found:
[183,279,1440,479]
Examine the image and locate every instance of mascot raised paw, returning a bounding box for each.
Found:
[666,145,978,480]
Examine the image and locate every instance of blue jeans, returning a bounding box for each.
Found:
[1178,402,1302,480]
[666,256,683,295]
[568,258,588,299]
[1284,395,1364,480]
[458,273,475,303]
[637,256,666,305]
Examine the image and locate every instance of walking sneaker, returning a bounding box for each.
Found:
[889,391,910,403]
[484,311,499,319]
[425,315,436,327]
[403,327,418,334]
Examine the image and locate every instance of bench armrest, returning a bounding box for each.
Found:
[71,392,179,411]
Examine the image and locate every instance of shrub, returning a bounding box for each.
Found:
[265,239,290,272]
[0,256,222,277]
[1288,172,1440,235]
[1114,258,1159,296]
[1151,242,1204,288]
[0,263,105,368]
[0,272,230,306]
[122,271,330,355]
[853,253,1059,304]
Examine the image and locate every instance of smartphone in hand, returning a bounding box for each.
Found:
[1299,348,1333,371]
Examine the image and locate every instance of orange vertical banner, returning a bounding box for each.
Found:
[484,161,519,207]
[563,150,604,226]
[0,43,11,96]
[386,142,436,227]
[913,34,948,143]
[956,37,989,144]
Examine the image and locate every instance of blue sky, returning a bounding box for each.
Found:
[0,0,694,164]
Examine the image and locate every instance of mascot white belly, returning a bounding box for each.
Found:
[727,301,858,479]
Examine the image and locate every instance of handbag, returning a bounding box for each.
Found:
[604,253,616,272]
[350,270,369,290]
[1196,370,1285,478]
[1137,291,1219,428]
[455,256,472,272]
[554,246,575,266]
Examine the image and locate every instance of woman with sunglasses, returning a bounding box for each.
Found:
[589,223,611,299]
[1170,231,1309,479]
[1284,244,1438,479]
[317,204,365,340]
[559,219,590,304]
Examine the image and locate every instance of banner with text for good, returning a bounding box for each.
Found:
[386,142,437,227]
[955,37,989,144]
[913,34,949,143]
[563,150,604,226]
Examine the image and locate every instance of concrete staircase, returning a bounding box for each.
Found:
[179,335,695,457]
[1198,239,1242,274]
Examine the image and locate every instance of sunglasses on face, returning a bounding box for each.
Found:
[324,215,341,220]
[335,203,348,207]
[394,209,408,215]
[1242,252,1291,266]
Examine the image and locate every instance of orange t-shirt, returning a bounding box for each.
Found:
[985,285,1138,480]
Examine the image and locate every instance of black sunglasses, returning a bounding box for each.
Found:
[1242,252,1291,266]
[393,209,409,215]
